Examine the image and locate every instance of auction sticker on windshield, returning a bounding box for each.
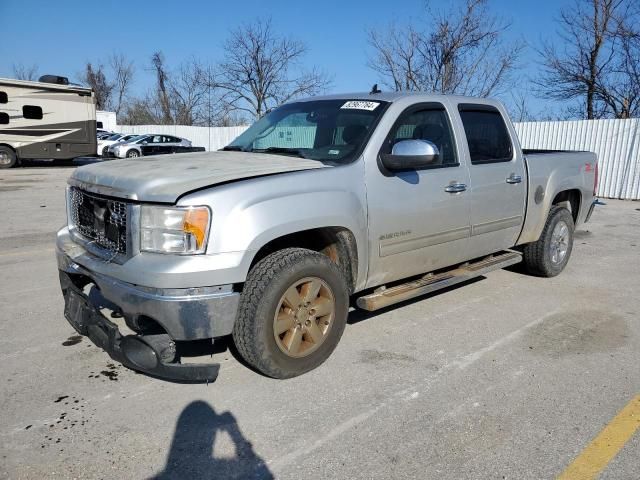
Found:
[341,101,380,111]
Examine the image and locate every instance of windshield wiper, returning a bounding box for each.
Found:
[251,147,309,159]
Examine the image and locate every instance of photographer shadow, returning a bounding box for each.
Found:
[153,400,273,480]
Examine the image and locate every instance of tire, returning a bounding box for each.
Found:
[126,149,140,158]
[0,146,17,169]
[102,146,109,157]
[523,206,574,277]
[233,248,349,379]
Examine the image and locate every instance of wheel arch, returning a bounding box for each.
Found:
[247,227,359,294]
[551,188,581,224]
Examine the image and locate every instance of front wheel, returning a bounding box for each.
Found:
[233,248,349,379]
[126,149,140,158]
[523,206,574,277]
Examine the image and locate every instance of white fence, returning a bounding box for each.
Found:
[117,119,640,200]
[515,119,640,200]
[117,125,248,152]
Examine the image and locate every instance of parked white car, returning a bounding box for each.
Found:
[98,133,139,157]
[111,134,193,158]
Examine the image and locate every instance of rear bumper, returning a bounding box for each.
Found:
[60,273,219,382]
[584,199,602,223]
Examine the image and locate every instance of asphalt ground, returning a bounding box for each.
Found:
[1,161,639,479]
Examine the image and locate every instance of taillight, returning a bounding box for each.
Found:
[594,162,599,196]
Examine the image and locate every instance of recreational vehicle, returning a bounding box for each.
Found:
[0,76,97,168]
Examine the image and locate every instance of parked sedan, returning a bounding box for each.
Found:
[112,134,193,158]
[98,133,139,157]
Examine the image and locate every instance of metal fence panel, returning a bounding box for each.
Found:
[117,125,248,153]
[515,119,640,200]
[117,119,640,200]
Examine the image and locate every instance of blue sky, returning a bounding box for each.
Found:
[0,0,573,117]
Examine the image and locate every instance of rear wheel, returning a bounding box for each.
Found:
[523,206,574,277]
[0,146,17,169]
[233,248,349,379]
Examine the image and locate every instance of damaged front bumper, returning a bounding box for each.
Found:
[60,272,220,382]
[57,241,241,383]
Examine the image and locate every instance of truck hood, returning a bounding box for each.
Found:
[70,151,330,203]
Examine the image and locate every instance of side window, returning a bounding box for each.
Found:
[383,105,458,167]
[23,105,43,120]
[96,121,103,129]
[0,91,7,103]
[458,106,513,164]
[0,112,8,124]
[151,135,163,143]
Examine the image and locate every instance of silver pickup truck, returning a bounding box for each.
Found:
[57,92,599,382]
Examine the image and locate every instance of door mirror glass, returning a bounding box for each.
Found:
[381,139,440,171]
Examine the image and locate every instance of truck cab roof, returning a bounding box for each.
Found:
[292,91,505,109]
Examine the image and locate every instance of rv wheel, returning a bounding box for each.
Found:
[126,149,140,158]
[0,146,17,169]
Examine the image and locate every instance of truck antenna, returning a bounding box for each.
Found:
[370,84,381,94]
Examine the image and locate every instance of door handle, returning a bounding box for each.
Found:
[506,174,522,184]
[444,183,467,193]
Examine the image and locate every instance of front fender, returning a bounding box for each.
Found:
[179,164,369,288]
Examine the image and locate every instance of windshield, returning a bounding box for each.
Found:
[226,99,389,163]
[105,134,122,141]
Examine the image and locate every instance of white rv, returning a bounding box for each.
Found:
[0,75,97,168]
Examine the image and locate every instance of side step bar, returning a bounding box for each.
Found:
[356,250,522,312]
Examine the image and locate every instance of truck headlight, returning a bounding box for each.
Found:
[140,206,210,254]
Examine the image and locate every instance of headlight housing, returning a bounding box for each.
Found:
[140,205,210,254]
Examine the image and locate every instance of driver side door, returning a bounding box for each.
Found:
[364,102,471,288]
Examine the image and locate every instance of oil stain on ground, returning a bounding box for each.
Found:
[523,310,629,358]
[359,349,417,365]
[62,335,83,346]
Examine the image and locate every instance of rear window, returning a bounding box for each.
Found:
[459,106,513,164]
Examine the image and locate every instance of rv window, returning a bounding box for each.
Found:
[23,105,43,120]
[0,113,8,124]
[0,92,7,104]
[97,121,103,129]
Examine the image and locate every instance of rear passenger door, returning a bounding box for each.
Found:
[457,103,526,258]
[143,135,164,155]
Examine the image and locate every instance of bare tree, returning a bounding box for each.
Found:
[535,0,638,119]
[109,53,135,117]
[170,59,210,125]
[219,19,331,118]
[367,0,523,97]
[597,17,640,118]
[151,52,173,124]
[80,63,113,110]
[12,63,39,81]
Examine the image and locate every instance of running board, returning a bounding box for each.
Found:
[356,251,522,312]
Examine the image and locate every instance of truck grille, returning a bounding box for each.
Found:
[69,187,128,255]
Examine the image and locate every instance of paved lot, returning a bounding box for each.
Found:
[1,163,639,479]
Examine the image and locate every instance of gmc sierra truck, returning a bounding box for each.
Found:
[57,92,599,382]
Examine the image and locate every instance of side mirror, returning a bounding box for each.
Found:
[380,139,440,171]
[142,141,148,145]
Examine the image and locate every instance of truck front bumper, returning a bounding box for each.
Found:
[57,237,241,383]
[60,271,220,382]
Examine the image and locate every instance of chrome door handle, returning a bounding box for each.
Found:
[444,183,467,193]
[506,174,522,184]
